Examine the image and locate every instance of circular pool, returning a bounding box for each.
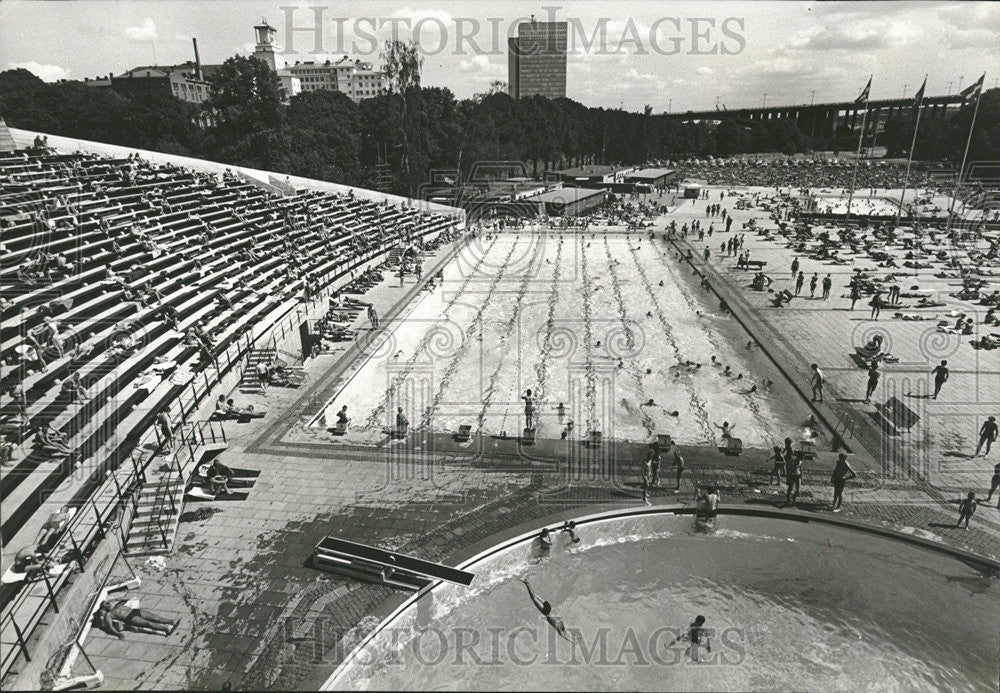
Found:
[330,512,999,691]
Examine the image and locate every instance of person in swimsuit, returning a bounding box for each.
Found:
[769,446,785,485]
[519,579,578,642]
[522,390,536,430]
[985,463,1000,509]
[537,528,552,553]
[668,615,712,661]
[830,452,857,512]
[975,416,998,457]
[674,450,685,491]
[97,598,179,638]
[13,545,48,576]
[785,452,803,506]
[560,521,581,544]
[695,485,720,521]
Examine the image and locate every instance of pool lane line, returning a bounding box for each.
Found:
[418,237,522,430]
[578,238,601,433]
[652,239,783,448]
[602,235,657,439]
[531,231,566,428]
[665,235,865,463]
[478,232,550,436]
[626,239,715,441]
[357,234,502,431]
[248,232,478,450]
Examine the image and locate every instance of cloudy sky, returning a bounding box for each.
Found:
[0,1,996,112]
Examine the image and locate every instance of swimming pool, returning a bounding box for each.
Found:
[330,512,999,691]
[315,231,806,447]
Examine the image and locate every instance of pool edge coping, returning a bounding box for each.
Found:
[321,501,1000,690]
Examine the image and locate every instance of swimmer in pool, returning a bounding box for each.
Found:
[560,520,581,544]
[667,614,712,661]
[519,579,578,643]
[537,527,553,552]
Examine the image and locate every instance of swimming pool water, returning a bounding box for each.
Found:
[318,231,806,447]
[333,514,999,691]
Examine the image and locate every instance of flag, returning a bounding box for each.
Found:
[960,73,984,104]
[911,77,926,118]
[854,77,872,104]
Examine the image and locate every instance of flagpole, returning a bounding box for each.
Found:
[947,76,984,235]
[896,78,926,226]
[845,77,871,222]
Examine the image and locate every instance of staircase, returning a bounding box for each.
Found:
[240,347,276,393]
[385,246,406,266]
[125,421,228,556]
[0,118,16,153]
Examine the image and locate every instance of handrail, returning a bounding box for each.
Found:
[0,216,448,680]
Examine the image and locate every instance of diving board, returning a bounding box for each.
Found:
[312,537,475,591]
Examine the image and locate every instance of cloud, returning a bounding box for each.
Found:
[788,21,922,52]
[125,18,157,42]
[7,61,69,81]
[459,54,492,73]
[696,66,715,76]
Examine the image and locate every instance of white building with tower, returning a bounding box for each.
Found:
[251,19,385,102]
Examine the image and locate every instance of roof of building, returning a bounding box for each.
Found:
[554,164,617,178]
[120,62,222,81]
[626,168,676,180]
[117,66,173,79]
[531,187,605,204]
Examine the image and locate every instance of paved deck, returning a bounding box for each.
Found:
[59,209,1000,691]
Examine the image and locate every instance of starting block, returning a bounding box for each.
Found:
[332,420,349,435]
[797,439,817,459]
[313,536,475,591]
[589,431,602,447]
[656,434,673,452]
[521,428,536,445]
[455,424,472,442]
[390,427,407,440]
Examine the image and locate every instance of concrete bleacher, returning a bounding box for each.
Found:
[0,136,464,681]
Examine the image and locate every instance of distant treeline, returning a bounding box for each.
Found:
[1,58,996,197]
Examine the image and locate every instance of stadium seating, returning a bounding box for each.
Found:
[0,146,458,559]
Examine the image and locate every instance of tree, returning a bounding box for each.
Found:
[378,39,425,194]
[380,39,423,94]
[205,55,285,146]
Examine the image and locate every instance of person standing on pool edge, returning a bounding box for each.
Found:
[864,363,881,404]
[975,417,998,457]
[785,452,803,506]
[810,363,825,403]
[830,452,857,512]
[931,360,950,400]
[673,450,685,492]
[522,389,535,430]
[955,492,977,530]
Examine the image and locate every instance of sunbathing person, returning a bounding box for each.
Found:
[12,544,49,577]
[96,598,179,638]
[225,399,260,418]
[38,423,74,457]
[213,395,229,418]
[36,506,75,548]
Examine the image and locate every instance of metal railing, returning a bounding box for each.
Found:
[0,219,446,680]
[145,420,228,551]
